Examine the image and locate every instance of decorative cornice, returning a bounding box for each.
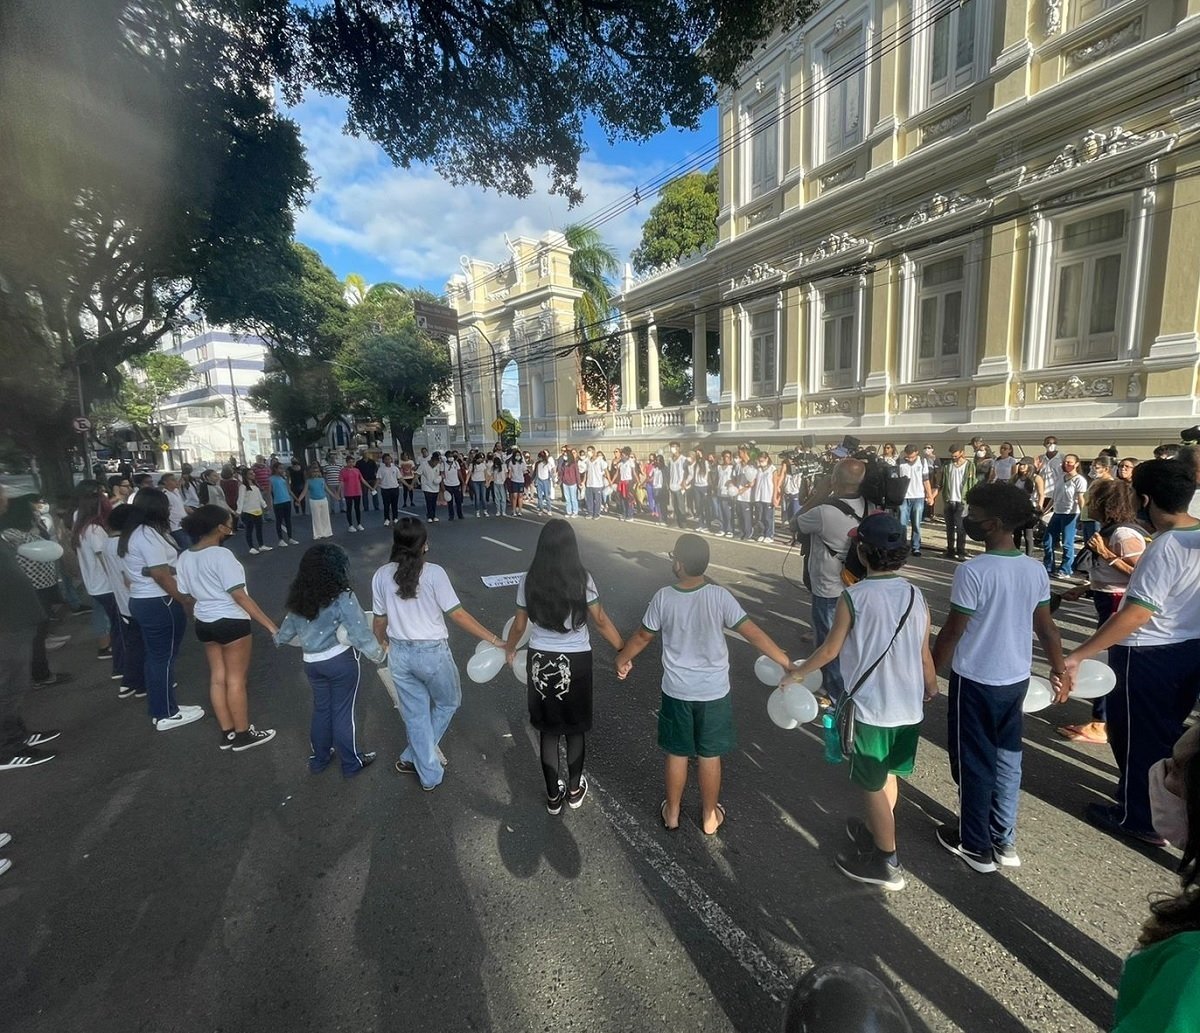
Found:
[810,397,852,416]
[731,262,784,290]
[1036,375,1114,401]
[907,388,959,410]
[801,233,869,266]
[922,106,972,143]
[820,162,857,190]
[1045,0,1062,37]
[1031,125,1168,182]
[897,192,990,231]
[1066,17,1143,71]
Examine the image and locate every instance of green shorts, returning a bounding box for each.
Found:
[848,722,921,792]
[657,692,736,758]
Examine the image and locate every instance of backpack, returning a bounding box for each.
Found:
[803,498,875,589]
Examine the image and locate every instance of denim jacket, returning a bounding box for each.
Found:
[274,591,386,663]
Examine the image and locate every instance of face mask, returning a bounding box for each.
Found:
[975,450,987,459]
[1148,759,1188,848]
[35,503,50,515]
[962,515,990,542]
[1045,444,1057,454]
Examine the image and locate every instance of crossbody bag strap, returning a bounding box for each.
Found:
[843,585,917,704]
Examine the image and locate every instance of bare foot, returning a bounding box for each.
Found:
[702,803,726,836]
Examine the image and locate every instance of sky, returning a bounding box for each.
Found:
[288,92,719,296]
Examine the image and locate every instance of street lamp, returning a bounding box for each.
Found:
[583,355,613,412]
[466,325,504,426]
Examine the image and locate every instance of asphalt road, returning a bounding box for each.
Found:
[0,498,1180,1033]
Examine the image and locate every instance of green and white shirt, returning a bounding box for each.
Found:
[1119,525,1200,647]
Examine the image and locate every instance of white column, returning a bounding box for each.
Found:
[621,319,639,411]
[646,319,662,409]
[692,310,708,403]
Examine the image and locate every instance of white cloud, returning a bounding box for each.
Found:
[290,93,668,288]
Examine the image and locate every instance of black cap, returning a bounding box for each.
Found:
[856,512,906,549]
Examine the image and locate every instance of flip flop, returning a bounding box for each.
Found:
[660,800,679,831]
[1056,724,1108,744]
[703,803,726,836]
[1055,724,1085,739]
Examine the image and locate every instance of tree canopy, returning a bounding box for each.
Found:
[630,168,719,275]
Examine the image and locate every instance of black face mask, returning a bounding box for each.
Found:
[1137,498,1154,531]
[962,515,990,542]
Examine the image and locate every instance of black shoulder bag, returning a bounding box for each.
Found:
[835,585,917,760]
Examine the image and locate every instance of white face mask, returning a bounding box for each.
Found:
[1149,758,1188,848]
[35,503,50,515]
[975,450,987,459]
[1045,444,1057,454]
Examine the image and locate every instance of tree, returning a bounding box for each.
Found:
[278,1,815,204]
[344,274,406,306]
[630,168,719,274]
[0,1,311,499]
[91,353,196,453]
[562,224,620,412]
[247,363,346,459]
[497,410,521,448]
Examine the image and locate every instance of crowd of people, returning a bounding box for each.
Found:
[2,432,1199,1031]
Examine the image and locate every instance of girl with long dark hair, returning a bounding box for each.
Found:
[71,486,118,671]
[371,518,501,789]
[276,543,384,776]
[100,503,146,700]
[177,506,278,752]
[505,519,625,812]
[118,489,204,730]
[237,468,269,554]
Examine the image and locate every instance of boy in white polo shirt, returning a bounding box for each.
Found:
[1064,459,1200,843]
[616,534,795,835]
[932,483,1069,873]
[785,513,937,891]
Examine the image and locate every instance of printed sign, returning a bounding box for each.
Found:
[481,573,524,588]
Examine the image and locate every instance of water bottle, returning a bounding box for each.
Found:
[822,710,843,765]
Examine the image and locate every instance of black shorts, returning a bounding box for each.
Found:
[195,618,252,645]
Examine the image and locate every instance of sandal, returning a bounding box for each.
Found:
[1056,724,1108,745]
[660,800,679,831]
[703,803,726,836]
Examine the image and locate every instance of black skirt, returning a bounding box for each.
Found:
[526,648,593,735]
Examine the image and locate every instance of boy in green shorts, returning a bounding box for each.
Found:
[617,534,795,835]
[785,513,936,891]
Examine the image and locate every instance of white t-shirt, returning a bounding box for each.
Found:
[469,462,487,484]
[536,460,554,481]
[123,525,178,599]
[840,577,928,727]
[992,456,1016,482]
[716,464,737,497]
[176,546,249,623]
[794,497,867,600]
[617,458,635,483]
[668,456,690,492]
[371,561,461,640]
[752,465,775,503]
[515,572,599,652]
[237,484,266,516]
[417,461,443,493]
[1119,526,1200,646]
[77,524,111,596]
[1188,487,1200,520]
[943,461,969,504]
[1041,451,1064,493]
[377,464,401,490]
[1089,525,1146,593]
[442,463,462,488]
[897,460,928,500]
[507,460,527,484]
[165,488,187,531]
[585,458,606,488]
[1052,473,1088,515]
[101,535,131,616]
[949,551,1051,685]
[641,582,748,702]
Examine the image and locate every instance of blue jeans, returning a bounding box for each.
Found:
[810,594,844,700]
[563,483,579,515]
[692,486,710,529]
[899,499,925,552]
[1044,512,1079,573]
[536,478,552,512]
[756,501,775,540]
[585,486,603,518]
[1105,641,1200,836]
[129,595,186,719]
[388,639,462,788]
[717,496,733,534]
[470,481,487,512]
[305,648,370,776]
[118,612,146,693]
[947,672,1026,854]
[736,500,754,539]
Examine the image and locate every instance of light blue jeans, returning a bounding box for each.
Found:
[387,639,461,788]
[899,498,925,552]
[563,483,579,515]
[536,478,552,512]
[809,593,844,700]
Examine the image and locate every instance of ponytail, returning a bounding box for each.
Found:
[388,517,428,600]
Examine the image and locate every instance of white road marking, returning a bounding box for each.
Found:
[481,536,522,552]
[590,775,800,1000]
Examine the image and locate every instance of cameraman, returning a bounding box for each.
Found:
[794,459,867,703]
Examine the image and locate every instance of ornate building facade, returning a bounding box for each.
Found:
[602,0,1200,454]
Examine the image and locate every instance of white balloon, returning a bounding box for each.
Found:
[1070,659,1117,700]
[511,649,529,685]
[754,655,785,687]
[17,539,63,562]
[474,639,494,655]
[501,616,531,650]
[1022,676,1054,714]
[790,660,825,695]
[467,647,505,683]
[766,689,799,730]
[782,686,820,724]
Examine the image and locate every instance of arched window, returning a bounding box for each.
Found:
[501,359,521,417]
[530,371,546,418]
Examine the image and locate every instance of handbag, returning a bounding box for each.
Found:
[834,585,917,761]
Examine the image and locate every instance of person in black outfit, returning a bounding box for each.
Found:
[288,458,307,513]
[356,454,380,511]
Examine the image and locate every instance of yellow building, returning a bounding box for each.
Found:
[446,231,584,448]
[606,0,1200,456]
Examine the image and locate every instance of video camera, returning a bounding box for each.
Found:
[780,435,909,509]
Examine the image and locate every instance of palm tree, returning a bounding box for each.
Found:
[562,224,619,410]
[343,273,407,306]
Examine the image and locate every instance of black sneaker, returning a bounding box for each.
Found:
[547,780,566,815]
[0,747,56,770]
[567,774,589,809]
[309,747,335,774]
[993,843,1022,868]
[33,673,73,688]
[97,647,112,660]
[230,727,276,752]
[845,816,875,852]
[836,847,906,891]
[219,729,235,751]
[133,688,147,699]
[22,730,60,747]
[1084,802,1167,846]
[394,759,418,775]
[345,752,376,778]
[117,684,137,699]
[936,825,997,873]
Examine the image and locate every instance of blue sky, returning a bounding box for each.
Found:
[289,93,719,295]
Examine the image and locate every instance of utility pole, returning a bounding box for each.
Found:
[227,357,246,466]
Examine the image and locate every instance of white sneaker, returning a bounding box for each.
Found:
[277,540,289,548]
[249,547,260,555]
[154,706,205,732]
[0,832,11,849]
[356,525,365,531]
[383,520,391,526]
[0,858,10,877]
[348,526,357,533]
[287,539,300,545]
[259,544,272,551]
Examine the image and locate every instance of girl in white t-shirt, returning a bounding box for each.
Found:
[177,505,278,752]
[505,519,625,812]
[70,487,116,670]
[506,451,527,516]
[371,518,501,789]
[101,504,145,699]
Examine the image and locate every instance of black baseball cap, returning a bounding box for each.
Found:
[856,513,906,549]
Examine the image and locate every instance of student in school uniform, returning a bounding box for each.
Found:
[784,514,936,891]
[100,504,146,700]
[932,482,1069,873]
[616,534,796,835]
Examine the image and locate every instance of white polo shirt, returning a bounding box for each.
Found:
[1119,525,1200,646]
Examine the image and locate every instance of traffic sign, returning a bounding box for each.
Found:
[73,416,91,433]
[160,443,170,452]
[491,418,507,435]
[413,300,460,337]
